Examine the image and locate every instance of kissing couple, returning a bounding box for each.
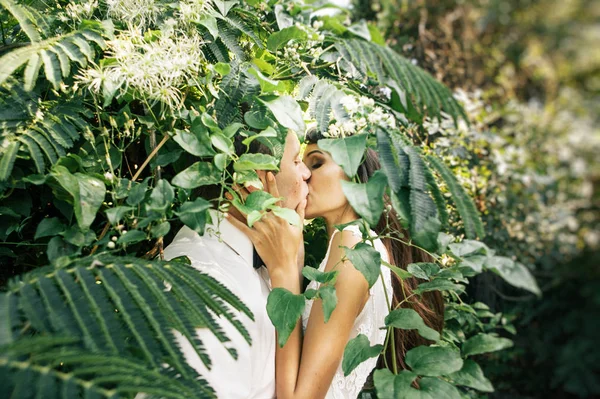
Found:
[162,129,445,398]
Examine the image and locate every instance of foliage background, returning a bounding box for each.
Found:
[352,0,600,397]
[0,0,597,398]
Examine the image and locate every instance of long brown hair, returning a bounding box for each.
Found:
[306,129,445,371]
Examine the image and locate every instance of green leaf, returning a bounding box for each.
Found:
[413,377,462,399]
[347,20,371,41]
[117,230,146,244]
[448,359,494,392]
[35,217,66,240]
[151,221,171,238]
[47,235,77,262]
[258,95,305,133]
[382,260,413,280]
[343,242,381,288]
[405,346,463,376]
[172,129,214,157]
[211,133,234,155]
[266,26,308,52]
[415,279,464,294]
[407,263,440,280]
[41,50,61,90]
[214,62,231,76]
[247,68,286,93]
[232,190,278,215]
[270,206,300,227]
[341,170,387,227]
[318,285,337,323]
[105,206,134,225]
[146,180,174,214]
[462,333,513,357]
[222,122,244,138]
[266,288,305,347]
[304,288,318,300]
[50,166,106,231]
[373,369,418,397]
[241,127,278,147]
[198,15,219,38]
[385,308,440,341]
[175,198,212,235]
[214,0,238,16]
[448,240,488,257]
[172,162,221,189]
[317,134,367,178]
[302,267,339,284]
[233,153,279,172]
[126,179,149,206]
[485,256,541,296]
[342,334,383,376]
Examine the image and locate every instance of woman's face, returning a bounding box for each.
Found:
[303,143,350,220]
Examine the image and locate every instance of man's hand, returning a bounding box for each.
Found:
[226,172,306,291]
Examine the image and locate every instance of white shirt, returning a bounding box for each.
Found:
[163,211,276,399]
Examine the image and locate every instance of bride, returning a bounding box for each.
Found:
[227,129,444,398]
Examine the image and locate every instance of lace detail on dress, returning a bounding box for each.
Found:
[301,226,392,399]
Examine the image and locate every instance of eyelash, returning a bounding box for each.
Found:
[311,162,322,170]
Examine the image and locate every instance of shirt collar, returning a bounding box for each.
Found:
[206,209,254,267]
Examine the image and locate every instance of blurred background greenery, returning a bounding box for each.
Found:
[352,0,599,397]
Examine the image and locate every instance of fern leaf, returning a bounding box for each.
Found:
[96,267,161,368]
[110,265,197,380]
[17,135,44,173]
[73,267,126,354]
[423,162,449,229]
[296,75,318,100]
[427,155,485,239]
[335,39,467,122]
[0,293,18,345]
[55,41,87,67]
[0,44,41,86]
[50,47,70,78]
[0,141,20,181]
[23,53,42,91]
[218,13,263,48]
[0,0,41,42]
[70,35,94,60]
[27,130,57,164]
[17,283,52,332]
[40,50,61,90]
[216,19,246,60]
[37,276,81,336]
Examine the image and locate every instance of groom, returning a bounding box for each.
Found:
[162,130,310,398]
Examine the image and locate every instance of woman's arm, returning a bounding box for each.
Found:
[271,230,369,399]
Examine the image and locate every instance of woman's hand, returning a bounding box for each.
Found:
[226,172,306,292]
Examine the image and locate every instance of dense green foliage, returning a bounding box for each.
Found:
[0,0,560,398]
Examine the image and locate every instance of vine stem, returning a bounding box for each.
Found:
[380,269,398,374]
[89,133,170,255]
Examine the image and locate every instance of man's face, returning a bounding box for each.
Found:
[275,131,311,209]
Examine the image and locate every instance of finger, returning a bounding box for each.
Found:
[256,170,267,189]
[296,199,307,222]
[266,172,283,206]
[232,183,251,202]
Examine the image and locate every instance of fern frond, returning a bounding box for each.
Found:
[0,141,20,181]
[405,146,440,234]
[2,254,252,398]
[427,155,485,239]
[214,63,260,127]
[0,337,213,399]
[0,28,106,89]
[216,18,246,60]
[301,78,350,133]
[0,0,42,42]
[334,39,467,123]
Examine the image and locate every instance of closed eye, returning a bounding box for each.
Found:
[310,162,322,170]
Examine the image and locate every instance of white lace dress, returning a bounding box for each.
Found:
[301,225,393,399]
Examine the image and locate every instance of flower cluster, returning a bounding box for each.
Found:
[78,29,204,112]
[323,95,396,138]
[106,0,160,28]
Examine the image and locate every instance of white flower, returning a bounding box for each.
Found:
[312,20,324,30]
[104,172,114,181]
[359,97,375,108]
[356,117,367,128]
[107,241,116,249]
[327,124,342,138]
[341,121,356,134]
[379,86,392,100]
[367,107,384,124]
[340,95,359,114]
[106,0,160,27]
